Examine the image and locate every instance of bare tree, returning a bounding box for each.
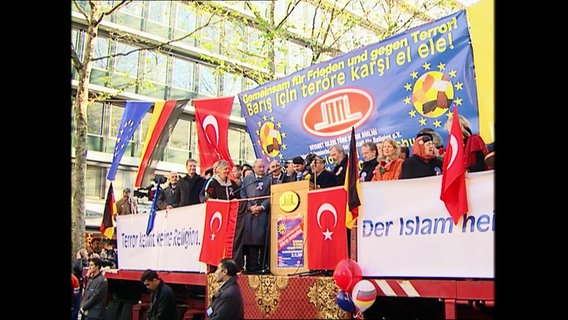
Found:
[70,0,219,263]
[197,0,462,85]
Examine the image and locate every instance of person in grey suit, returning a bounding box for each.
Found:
[240,159,271,273]
[207,258,244,320]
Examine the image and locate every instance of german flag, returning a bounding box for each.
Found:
[100,183,116,239]
[135,99,188,188]
[345,127,361,229]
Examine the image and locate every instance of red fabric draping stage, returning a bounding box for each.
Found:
[207,274,349,319]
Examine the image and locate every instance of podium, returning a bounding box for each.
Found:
[270,180,314,276]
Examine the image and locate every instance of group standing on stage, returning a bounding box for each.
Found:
[73,116,493,319]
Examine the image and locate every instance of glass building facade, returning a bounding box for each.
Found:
[71,0,463,204]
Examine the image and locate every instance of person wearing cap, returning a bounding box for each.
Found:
[308,156,338,188]
[116,187,139,215]
[399,132,444,179]
[287,156,308,181]
[417,127,445,160]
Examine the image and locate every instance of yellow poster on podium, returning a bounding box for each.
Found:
[270,180,313,276]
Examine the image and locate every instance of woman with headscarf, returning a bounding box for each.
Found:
[399,133,444,179]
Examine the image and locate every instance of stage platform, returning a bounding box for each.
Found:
[207,273,349,319]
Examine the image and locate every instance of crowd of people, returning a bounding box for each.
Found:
[73,116,493,319]
[72,254,243,320]
[106,115,493,271]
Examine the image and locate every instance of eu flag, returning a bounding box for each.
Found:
[106,101,153,181]
[146,182,161,235]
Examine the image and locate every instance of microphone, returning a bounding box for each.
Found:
[265,164,284,176]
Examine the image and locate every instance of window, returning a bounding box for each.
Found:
[114,42,139,76]
[223,20,246,60]
[172,57,194,90]
[174,2,196,32]
[113,42,140,93]
[93,37,110,70]
[147,1,171,26]
[91,37,111,86]
[199,16,221,54]
[169,118,190,150]
[85,166,105,198]
[146,1,172,38]
[223,73,242,96]
[118,1,144,17]
[197,64,218,96]
[87,102,104,135]
[114,1,145,30]
[144,51,168,84]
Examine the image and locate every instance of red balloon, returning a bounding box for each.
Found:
[347,259,363,293]
[333,261,353,291]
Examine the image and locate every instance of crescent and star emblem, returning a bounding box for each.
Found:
[202,115,220,152]
[446,134,459,170]
[209,211,223,241]
[316,203,337,240]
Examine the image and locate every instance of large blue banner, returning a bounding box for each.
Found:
[238,10,477,168]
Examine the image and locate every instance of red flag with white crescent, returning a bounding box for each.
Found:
[194,97,235,175]
[199,200,229,265]
[440,106,469,224]
[307,186,348,270]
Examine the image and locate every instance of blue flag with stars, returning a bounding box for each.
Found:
[146,182,161,235]
[106,101,153,181]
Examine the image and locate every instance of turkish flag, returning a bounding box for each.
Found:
[440,106,469,225]
[307,186,348,270]
[199,199,238,265]
[194,96,235,175]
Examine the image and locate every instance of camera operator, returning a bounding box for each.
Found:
[116,187,139,215]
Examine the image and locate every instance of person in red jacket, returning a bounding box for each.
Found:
[71,273,80,313]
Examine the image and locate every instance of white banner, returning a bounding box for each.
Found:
[116,204,207,273]
[357,170,494,278]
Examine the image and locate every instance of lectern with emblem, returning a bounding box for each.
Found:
[269,180,314,276]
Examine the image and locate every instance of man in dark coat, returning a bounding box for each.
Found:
[207,258,244,320]
[359,142,379,181]
[178,159,206,206]
[240,159,271,273]
[329,144,348,185]
[308,156,340,189]
[140,269,178,320]
[157,171,180,210]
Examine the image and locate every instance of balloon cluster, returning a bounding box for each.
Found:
[333,259,376,319]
